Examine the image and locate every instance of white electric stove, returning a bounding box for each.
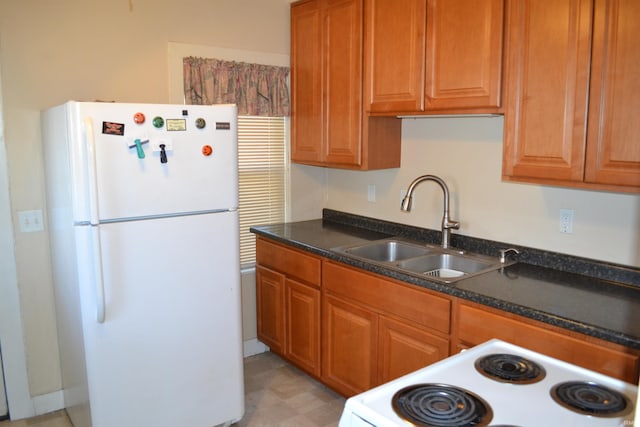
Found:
[338,339,637,426]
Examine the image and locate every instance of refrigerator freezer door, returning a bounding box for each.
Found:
[76,211,244,427]
[72,102,238,222]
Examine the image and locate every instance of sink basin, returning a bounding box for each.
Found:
[332,238,509,284]
[396,253,496,282]
[340,239,431,262]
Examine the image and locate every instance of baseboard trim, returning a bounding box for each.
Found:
[243,338,268,358]
[32,390,64,416]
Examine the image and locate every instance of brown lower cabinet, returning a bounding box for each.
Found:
[322,261,451,396]
[454,301,640,384]
[256,238,322,378]
[255,236,640,396]
[322,294,451,396]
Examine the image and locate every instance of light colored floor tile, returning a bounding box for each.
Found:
[0,352,346,427]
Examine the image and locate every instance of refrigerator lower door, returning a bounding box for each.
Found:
[76,211,244,427]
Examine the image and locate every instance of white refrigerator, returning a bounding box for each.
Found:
[42,101,244,427]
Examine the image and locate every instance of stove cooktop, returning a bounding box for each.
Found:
[339,339,638,427]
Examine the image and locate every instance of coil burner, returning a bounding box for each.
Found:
[474,353,546,384]
[550,381,634,417]
[392,383,493,427]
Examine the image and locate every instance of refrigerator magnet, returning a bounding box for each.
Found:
[133,112,146,124]
[152,116,164,128]
[166,118,187,131]
[102,121,125,136]
[202,145,213,156]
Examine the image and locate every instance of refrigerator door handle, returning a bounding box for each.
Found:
[85,117,106,323]
[90,226,106,323]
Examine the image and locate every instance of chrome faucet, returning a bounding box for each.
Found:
[401,175,460,249]
[499,248,520,264]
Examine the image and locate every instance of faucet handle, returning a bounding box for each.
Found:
[499,248,520,264]
[445,220,460,230]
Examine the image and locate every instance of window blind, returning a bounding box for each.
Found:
[238,116,287,267]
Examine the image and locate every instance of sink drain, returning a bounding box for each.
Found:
[424,268,465,278]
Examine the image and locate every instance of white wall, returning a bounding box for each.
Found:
[326,117,640,267]
[0,66,34,419]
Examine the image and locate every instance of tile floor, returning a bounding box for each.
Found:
[0,352,345,427]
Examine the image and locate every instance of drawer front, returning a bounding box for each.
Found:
[256,237,321,286]
[457,303,639,383]
[323,261,451,334]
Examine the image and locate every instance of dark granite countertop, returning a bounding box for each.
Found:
[250,210,640,350]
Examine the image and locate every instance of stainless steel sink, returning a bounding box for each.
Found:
[339,239,432,262]
[332,238,508,283]
[396,253,498,282]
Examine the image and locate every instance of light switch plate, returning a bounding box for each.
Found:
[18,209,44,233]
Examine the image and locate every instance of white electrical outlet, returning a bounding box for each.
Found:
[559,209,574,234]
[18,209,44,233]
[367,184,376,203]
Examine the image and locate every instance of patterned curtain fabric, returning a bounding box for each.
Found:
[183,56,290,117]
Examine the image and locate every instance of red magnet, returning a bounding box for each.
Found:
[202,145,213,156]
[133,112,146,124]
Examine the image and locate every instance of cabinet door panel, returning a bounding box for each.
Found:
[291,0,323,163]
[378,316,449,384]
[324,0,363,165]
[286,279,321,377]
[256,266,286,354]
[503,0,592,182]
[322,294,377,396]
[585,0,640,188]
[365,0,426,112]
[425,0,503,110]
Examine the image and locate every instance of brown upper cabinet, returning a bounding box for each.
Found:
[290,0,401,170]
[364,0,505,114]
[502,0,640,193]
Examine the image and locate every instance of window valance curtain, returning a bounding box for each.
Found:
[183,56,290,117]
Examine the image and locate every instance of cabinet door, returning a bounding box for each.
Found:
[324,0,363,165]
[584,0,640,189]
[378,315,449,384]
[424,0,503,110]
[503,0,593,182]
[286,278,321,377]
[365,0,426,112]
[256,266,286,354]
[322,293,377,396]
[291,0,323,163]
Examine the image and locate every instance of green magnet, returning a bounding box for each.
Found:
[152,116,164,128]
